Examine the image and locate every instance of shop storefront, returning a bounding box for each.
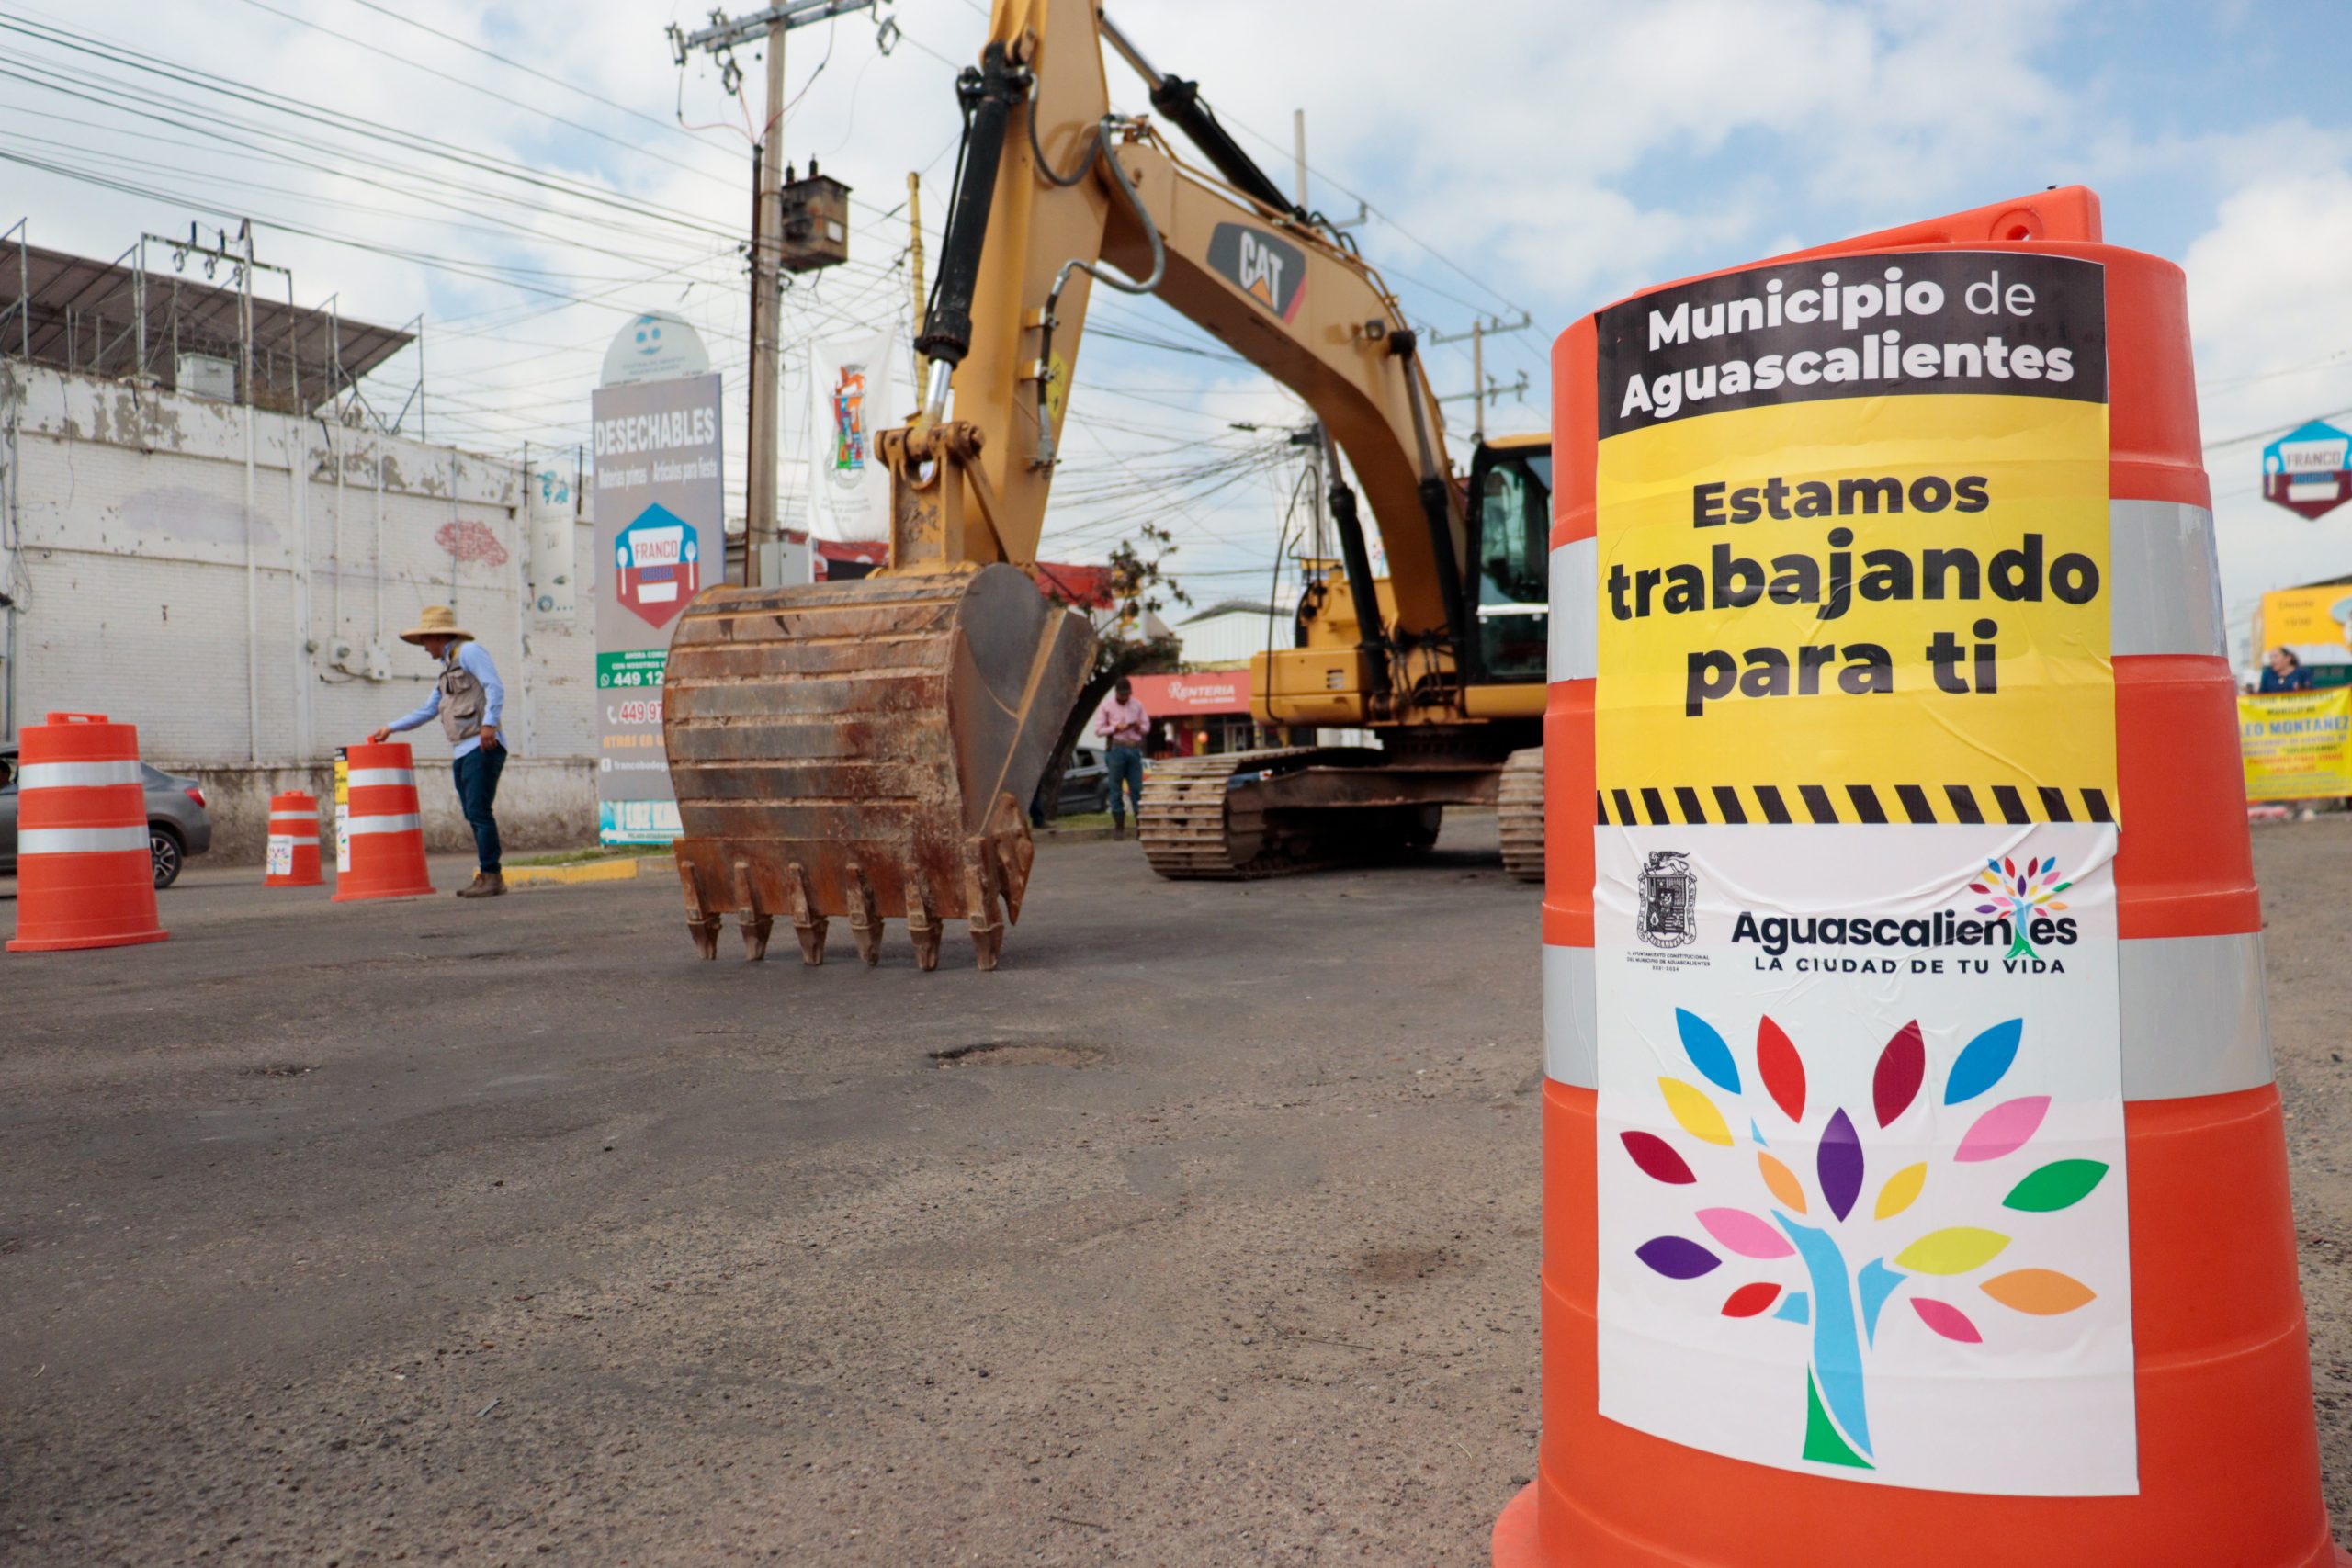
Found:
[1099,671,1263,756]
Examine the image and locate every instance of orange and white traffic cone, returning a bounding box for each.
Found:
[329,740,435,902]
[7,711,167,953]
[264,789,323,887]
[1498,188,2347,1565]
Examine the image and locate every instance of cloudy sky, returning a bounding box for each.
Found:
[4,0,2346,643]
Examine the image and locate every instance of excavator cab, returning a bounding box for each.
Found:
[1465,435,1554,687]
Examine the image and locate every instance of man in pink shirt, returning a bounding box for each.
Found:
[1093,676,1149,840]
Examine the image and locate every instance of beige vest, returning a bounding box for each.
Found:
[438,650,485,744]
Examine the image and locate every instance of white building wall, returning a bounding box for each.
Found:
[1178,605,1286,667]
[0,361,596,859]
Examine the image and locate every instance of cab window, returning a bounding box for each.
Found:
[1471,447,1552,682]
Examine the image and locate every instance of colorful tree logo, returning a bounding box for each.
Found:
[1625,1009,2106,1471]
[1968,855,2071,960]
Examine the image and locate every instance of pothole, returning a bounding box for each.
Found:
[1351,1245,1454,1284]
[930,1042,1103,1069]
[243,1063,316,1079]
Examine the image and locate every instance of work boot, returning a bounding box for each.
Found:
[1112,818,1126,841]
[456,871,507,898]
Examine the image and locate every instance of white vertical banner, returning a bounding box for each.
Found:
[806,325,901,543]
[526,451,579,624]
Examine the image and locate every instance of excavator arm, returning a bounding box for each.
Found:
[661,0,1480,969]
[888,0,1471,674]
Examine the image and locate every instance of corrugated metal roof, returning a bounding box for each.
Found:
[0,240,413,412]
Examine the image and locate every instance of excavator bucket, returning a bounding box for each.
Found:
[662,562,1096,970]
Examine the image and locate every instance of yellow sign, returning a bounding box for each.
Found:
[1593,251,2113,827]
[2251,585,2352,659]
[2240,687,2352,800]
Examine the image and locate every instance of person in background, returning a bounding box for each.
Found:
[1094,675,1149,840]
[2260,646,2314,693]
[370,604,509,898]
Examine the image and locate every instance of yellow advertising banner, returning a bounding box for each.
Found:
[1591,252,2114,829]
[2239,687,2352,800]
[2251,585,2352,659]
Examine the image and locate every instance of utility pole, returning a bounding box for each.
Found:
[1427,310,1532,443]
[1293,108,1307,207]
[668,0,877,588]
[1287,108,1368,229]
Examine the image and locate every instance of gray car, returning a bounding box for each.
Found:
[0,747,213,889]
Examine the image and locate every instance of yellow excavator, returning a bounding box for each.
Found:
[661,0,1550,970]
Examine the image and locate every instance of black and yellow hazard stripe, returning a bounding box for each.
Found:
[1594,782,2114,828]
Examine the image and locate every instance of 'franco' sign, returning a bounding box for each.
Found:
[2262,419,2352,522]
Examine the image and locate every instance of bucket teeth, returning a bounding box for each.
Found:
[732,859,774,962]
[907,874,942,973]
[677,861,722,962]
[846,864,883,966]
[786,863,828,966]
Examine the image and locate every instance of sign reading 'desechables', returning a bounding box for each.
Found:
[1589,250,2136,1498]
[592,370,721,845]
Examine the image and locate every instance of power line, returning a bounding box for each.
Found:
[223,0,744,197]
[333,0,746,159]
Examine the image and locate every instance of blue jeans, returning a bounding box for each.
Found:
[454,743,506,873]
[1105,743,1144,822]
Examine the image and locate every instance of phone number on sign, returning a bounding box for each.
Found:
[608,699,663,725]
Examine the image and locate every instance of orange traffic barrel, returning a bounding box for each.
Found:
[329,740,435,902]
[265,790,323,887]
[7,711,167,953]
[1498,187,2346,1564]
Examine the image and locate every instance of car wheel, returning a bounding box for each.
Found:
[151,825,184,889]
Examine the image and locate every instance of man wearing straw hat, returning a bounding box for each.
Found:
[370,604,509,898]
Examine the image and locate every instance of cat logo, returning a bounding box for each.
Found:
[1207,222,1306,322]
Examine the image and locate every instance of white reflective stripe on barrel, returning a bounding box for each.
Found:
[346,768,417,789]
[18,825,150,855]
[2110,500,2225,657]
[20,760,142,789]
[1543,944,1600,1089]
[268,813,318,828]
[346,813,424,835]
[1543,931,2274,1098]
[1547,538,1598,683]
[2120,931,2272,1099]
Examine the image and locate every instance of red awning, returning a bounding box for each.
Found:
[1115,671,1252,717]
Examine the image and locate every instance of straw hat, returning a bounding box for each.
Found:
[399,604,474,646]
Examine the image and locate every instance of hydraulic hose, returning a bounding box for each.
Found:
[1325,429,1393,700]
[918,43,1028,418]
[1034,118,1165,468]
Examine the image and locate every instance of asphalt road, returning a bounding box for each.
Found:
[2,818,2346,1564]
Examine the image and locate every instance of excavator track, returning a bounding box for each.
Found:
[1138,749,1329,880]
[1498,746,1545,884]
[1139,747,1461,880]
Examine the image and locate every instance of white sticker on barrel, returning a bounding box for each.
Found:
[1548,538,1599,682]
[346,813,424,835]
[20,760,141,789]
[1593,824,2134,1496]
[1583,251,2133,1497]
[266,836,294,876]
[18,826,149,855]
